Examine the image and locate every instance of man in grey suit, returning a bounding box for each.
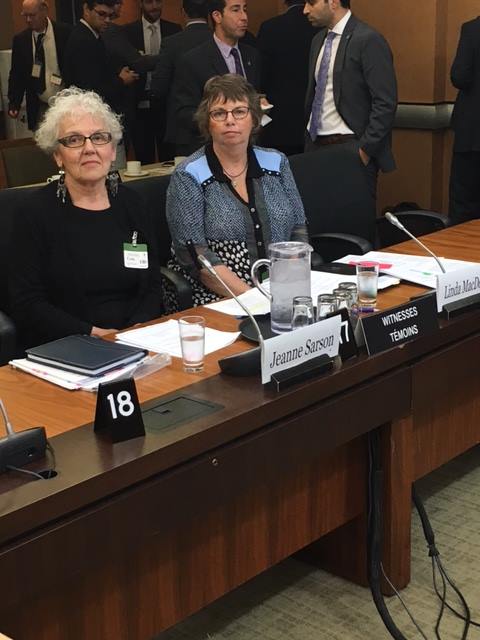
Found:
[304,0,397,200]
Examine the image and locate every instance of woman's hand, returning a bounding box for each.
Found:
[200,264,251,298]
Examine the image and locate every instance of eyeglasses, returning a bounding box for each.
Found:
[209,107,250,122]
[57,132,113,148]
[93,8,113,19]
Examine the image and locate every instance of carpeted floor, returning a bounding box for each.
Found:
[158,446,480,640]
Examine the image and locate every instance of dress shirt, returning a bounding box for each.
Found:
[213,33,246,76]
[142,16,162,54]
[308,10,354,136]
[80,18,99,39]
[32,18,62,102]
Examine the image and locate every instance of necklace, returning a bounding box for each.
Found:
[222,161,248,188]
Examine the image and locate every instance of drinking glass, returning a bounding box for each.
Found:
[333,290,353,311]
[338,282,358,304]
[316,294,337,320]
[178,316,205,372]
[356,262,379,311]
[291,296,314,329]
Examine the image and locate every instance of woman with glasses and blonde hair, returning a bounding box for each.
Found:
[9,87,163,349]
[166,73,307,307]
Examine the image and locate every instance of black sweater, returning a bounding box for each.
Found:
[9,182,164,349]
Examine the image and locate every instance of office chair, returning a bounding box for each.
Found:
[289,146,376,247]
[0,139,57,188]
[376,210,449,249]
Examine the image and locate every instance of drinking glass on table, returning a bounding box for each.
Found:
[178,316,205,372]
[316,294,337,321]
[291,296,314,329]
[338,282,358,304]
[356,262,379,311]
[333,289,353,311]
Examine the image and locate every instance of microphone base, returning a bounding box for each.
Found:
[442,292,480,319]
[0,427,47,473]
[219,346,261,377]
[269,354,334,392]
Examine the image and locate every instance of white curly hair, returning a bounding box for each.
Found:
[35,87,123,153]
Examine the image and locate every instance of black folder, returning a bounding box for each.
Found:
[26,335,147,376]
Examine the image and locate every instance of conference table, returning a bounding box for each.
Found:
[0,222,479,640]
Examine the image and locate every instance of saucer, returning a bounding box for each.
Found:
[123,170,150,177]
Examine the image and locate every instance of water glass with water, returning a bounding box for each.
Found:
[356,262,379,311]
[178,316,205,372]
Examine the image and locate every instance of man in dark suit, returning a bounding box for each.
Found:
[172,0,261,156]
[257,0,316,156]
[7,0,71,131]
[449,17,480,223]
[123,0,181,162]
[63,0,138,115]
[304,0,397,202]
[151,0,211,151]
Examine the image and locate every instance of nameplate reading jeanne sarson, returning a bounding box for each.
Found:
[436,264,480,312]
[261,315,341,384]
[360,294,438,356]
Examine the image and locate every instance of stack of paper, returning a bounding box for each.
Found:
[337,252,479,288]
[116,319,240,357]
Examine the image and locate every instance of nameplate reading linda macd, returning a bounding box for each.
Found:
[436,265,480,312]
[360,294,439,356]
[261,315,341,384]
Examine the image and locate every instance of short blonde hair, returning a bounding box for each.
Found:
[35,87,123,154]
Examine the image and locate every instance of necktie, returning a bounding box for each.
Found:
[149,24,160,55]
[35,32,46,94]
[308,31,336,141]
[230,47,245,77]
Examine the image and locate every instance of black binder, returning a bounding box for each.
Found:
[26,335,147,376]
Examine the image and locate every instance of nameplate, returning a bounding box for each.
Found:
[261,315,341,384]
[359,295,438,356]
[436,265,480,312]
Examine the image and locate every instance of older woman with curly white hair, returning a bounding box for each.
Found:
[9,87,164,349]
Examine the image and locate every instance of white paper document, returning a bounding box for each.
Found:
[205,271,399,317]
[116,319,240,357]
[337,252,479,288]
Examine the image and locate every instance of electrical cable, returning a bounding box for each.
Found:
[5,442,56,481]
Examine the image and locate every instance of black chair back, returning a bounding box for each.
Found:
[289,148,376,245]
[376,211,449,248]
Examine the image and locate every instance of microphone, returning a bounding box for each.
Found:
[0,398,47,473]
[384,212,446,274]
[197,255,264,376]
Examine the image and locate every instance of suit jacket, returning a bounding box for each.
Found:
[7,21,72,130]
[305,14,397,172]
[257,5,317,147]
[63,22,125,113]
[170,37,262,151]
[122,18,182,103]
[450,17,480,152]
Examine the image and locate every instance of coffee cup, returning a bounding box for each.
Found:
[126,160,142,175]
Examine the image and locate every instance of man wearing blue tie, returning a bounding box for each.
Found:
[304,0,397,201]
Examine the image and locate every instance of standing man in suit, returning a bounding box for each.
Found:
[257,0,317,156]
[304,0,397,202]
[172,0,261,156]
[7,0,71,131]
[63,0,138,115]
[449,17,480,223]
[123,0,181,163]
[151,0,211,151]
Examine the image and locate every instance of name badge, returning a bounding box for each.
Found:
[123,243,148,269]
[50,73,62,86]
[436,265,480,312]
[261,315,341,384]
[31,63,42,78]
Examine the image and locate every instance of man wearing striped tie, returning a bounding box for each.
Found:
[304,0,397,202]
[172,0,262,156]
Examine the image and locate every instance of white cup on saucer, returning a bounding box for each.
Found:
[126,160,142,175]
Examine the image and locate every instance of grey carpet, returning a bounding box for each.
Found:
[158,446,480,639]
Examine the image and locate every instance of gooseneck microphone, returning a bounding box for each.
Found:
[384,212,446,274]
[197,255,264,376]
